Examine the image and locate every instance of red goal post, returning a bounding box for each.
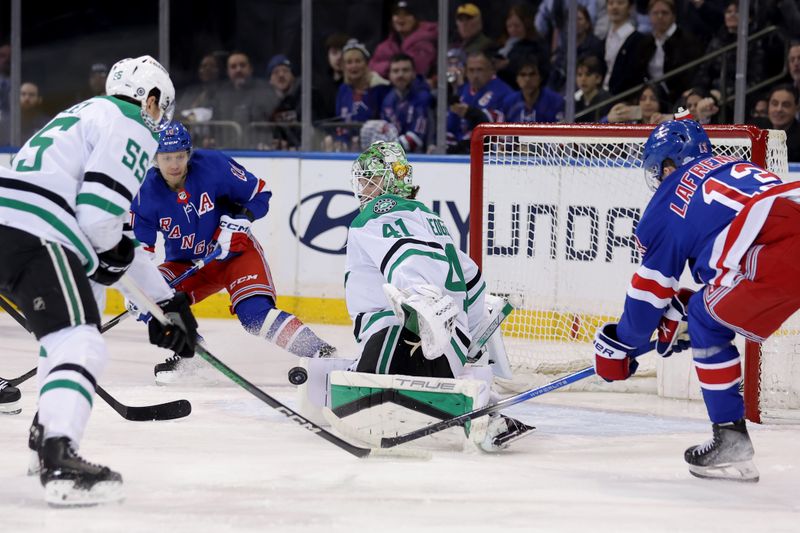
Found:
[468,122,794,423]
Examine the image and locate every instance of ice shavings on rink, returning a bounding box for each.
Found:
[1,314,799,533]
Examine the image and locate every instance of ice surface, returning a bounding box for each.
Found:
[1,314,799,532]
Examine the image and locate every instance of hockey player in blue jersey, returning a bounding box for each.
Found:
[131,122,336,383]
[592,114,800,482]
[380,53,431,153]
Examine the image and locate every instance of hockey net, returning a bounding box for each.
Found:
[469,123,798,423]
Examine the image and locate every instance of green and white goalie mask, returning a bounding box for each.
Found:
[351,141,414,208]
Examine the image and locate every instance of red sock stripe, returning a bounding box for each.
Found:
[695,360,742,388]
[630,274,676,300]
[276,317,302,348]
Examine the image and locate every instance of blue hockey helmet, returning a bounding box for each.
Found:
[157,121,192,154]
[642,118,712,191]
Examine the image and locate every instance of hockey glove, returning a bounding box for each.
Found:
[90,235,136,286]
[212,214,251,260]
[656,288,694,357]
[148,292,198,357]
[383,283,458,360]
[593,323,639,382]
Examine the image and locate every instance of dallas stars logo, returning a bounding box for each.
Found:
[373,197,397,214]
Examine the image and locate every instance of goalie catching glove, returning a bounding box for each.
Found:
[593,323,639,382]
[656,288,693,357]
[148,291,199,356]
[383,283,458,359]
[213,214,251,260]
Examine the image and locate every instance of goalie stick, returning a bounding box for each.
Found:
[0,296,191,422]
[378,339,658,449]
[119,275,427,459]
[101,247,222,334]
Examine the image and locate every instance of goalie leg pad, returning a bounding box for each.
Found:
[323,371,490,449]
[295,356,357,427]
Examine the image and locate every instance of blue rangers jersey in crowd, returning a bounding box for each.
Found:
[616,155,784,348]
[380,85,431,153]
[130,149,271,262]
[502,86,565,123]
[446,77,513,143]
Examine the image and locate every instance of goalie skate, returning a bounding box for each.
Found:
[684,419,759,483]
[39,437,123,507]
[478,414,536,452]
[0,379,21,415]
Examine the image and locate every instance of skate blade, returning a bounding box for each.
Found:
[688,460,760,483]
[493,424,536,449]
[44,480,124,507]
[0,401,21,415]
[27,450,40,476]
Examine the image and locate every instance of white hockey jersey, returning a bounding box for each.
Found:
[345,194,487,360]
[0,96,158,277]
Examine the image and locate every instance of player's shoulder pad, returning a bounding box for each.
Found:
[350,194,433,229]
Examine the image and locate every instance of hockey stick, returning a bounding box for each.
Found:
[468,300,513,359]
[118,275,424,459]
[0,295,191,421]
[379,340,658,449]
[100,247,222,333]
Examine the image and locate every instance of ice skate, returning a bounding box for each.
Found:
[154,353,208,385]
[478,414,536,452]
[685,418,759,482]
[0,379,21,415]
[315,343,337,358]
[39,437,123,507]
[27,412,42,476]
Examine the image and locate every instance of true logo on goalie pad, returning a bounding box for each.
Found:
[373,198,397,214]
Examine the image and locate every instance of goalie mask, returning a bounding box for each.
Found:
[642,118,712,192]
[351,141,414,208]
[106,55,176,132]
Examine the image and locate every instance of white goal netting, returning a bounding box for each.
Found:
[470,123,798,421]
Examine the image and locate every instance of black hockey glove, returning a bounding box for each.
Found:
[90,235,136,286]
[148,292,199,356]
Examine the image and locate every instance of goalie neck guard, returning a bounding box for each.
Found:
[351,141,414,208]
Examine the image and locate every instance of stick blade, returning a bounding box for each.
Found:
[120,399,193,421]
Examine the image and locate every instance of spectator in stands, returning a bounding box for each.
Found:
[380,53,431,153]
[604,0,647,96]
[494,3,548,90]
[74,63,108,103]
[639,0,703,105]
[211,51,277,148]
[451,3,493,56]
[692,0,763,103]
[548,4,605,92]
[502,59,564,123]
[575,55,612,122]
[446,50,512,154]
[333,39,390,151]
[749,94,769,122]
[786,42,800,94]
[176,53,223,124]
[315,32,349,122]
[535,0,599,55]
[679,86,720,124]
[0,43,9,115]
[606,83,669,123]
[265,54,301,150]
[370,1,438,79]
[19,82,49,140]
[754,84,800,162]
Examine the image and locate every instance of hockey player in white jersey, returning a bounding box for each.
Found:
[333,141,533,451]
[0,56,198,506]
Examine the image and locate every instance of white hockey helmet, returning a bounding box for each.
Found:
[106,55,175,132]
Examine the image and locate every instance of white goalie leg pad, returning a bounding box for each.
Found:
[295,356,357,427]
[383,283,458,359]
[469,294,514,379]
[322,371,490,449]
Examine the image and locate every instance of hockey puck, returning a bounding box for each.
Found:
[288,366,308,385]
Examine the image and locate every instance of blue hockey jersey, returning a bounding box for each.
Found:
[616,155,784,347]
[446,77,512,143]
[501,87,565,123]
[130,149,271,262]
[380,86,431,152]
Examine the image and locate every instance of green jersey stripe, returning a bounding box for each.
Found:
[77,192,126,216]
[47,242,84,326]
[386,249,449,283]
[359,310,396,342]
[450,337,467,365]
[378,326,401,374]
[466,281,486,310]
[40,379,94,407]
[0,196,96,272]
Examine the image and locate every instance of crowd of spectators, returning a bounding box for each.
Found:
[3,0,800,158]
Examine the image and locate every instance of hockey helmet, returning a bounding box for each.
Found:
[642,118,712,191]
[351,141,414,207]
[158,122,193,155]
[106,55,175,132]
